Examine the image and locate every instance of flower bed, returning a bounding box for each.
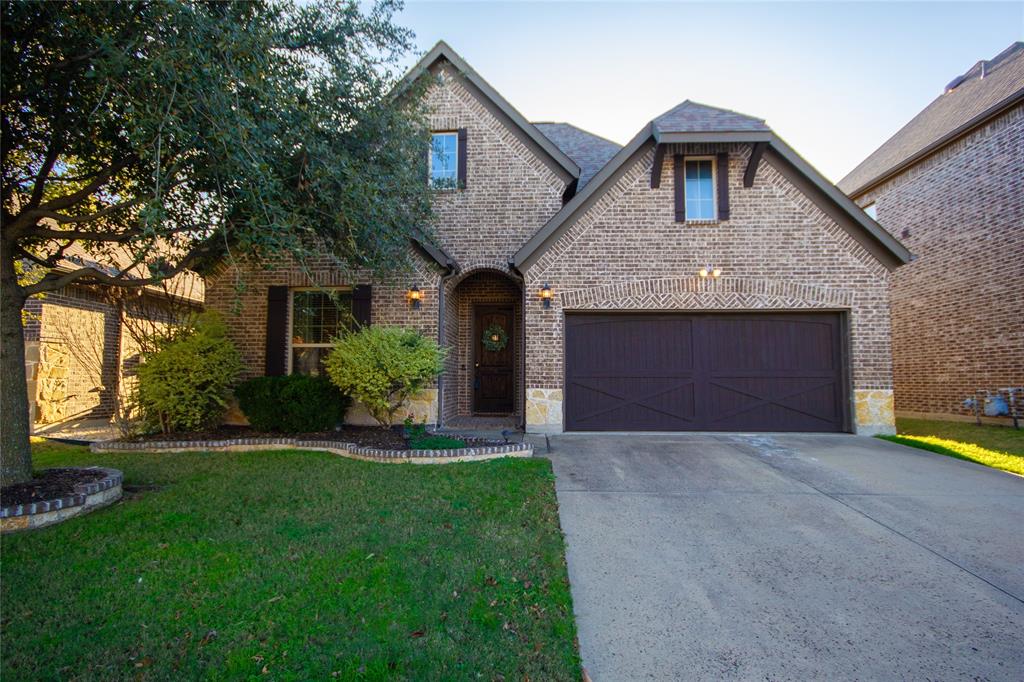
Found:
[0,467,123,533]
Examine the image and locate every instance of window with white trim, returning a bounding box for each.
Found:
[685,157,717,221]
[290,289,352,376]
[864,203,877,220]
[429,132,458,188]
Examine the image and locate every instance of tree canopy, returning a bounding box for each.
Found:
[0,0,433,485]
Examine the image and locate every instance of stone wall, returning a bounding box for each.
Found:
[852,105,1023,419]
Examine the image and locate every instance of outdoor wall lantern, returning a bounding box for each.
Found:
[408,285,422,309]
[539,283,553,308]
[698,265,722,279]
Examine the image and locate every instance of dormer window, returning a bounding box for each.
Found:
[430,132,459,188]
[684,157,717,221]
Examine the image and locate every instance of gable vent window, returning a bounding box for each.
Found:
[864,203,877,220]
[290,289,352,376]
[684,157,717,221]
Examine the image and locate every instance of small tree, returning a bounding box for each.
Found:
[324,326,444,427]
[136,312,242,434]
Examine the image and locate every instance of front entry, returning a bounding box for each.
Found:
[473,305,515,414]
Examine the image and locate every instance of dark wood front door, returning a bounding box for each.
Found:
[474,306,515,414]
[565,312,847,432]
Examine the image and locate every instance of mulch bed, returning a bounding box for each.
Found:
[1,468,108,508]
[115,425,510,451]
[121,425,408,449]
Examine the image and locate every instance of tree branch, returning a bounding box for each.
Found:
[22,241,213,297]
[36,155,134,213]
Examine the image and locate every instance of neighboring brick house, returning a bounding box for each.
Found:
[839,42,1023,422]
[23,249,203,430]
[207,41,911,435]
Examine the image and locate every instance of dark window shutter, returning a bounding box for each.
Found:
[352,285,372,327]
[716,152,730,221]
[457,128,467,189]
[265,286,289,376]
[424,136,432,187]
[673,154,685,222]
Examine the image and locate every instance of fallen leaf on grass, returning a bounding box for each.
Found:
[410,630,425,638]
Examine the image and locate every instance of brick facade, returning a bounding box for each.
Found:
[521,143,895,434]
[851,104,1023,419]
[205,48,899,434]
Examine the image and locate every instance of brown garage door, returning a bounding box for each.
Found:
[564,312,848,432]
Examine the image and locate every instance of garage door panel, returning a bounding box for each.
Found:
[566,316,695,375]
[706,378,841,429]
[568,377,697,431]
[565,313,846,432]
[704,317,837,371]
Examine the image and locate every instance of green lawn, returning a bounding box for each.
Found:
[1,441,580,681]
[879,418,1024,476]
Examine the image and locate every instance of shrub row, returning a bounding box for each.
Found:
[136,319,444,435]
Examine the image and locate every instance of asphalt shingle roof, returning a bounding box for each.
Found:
[652,100,769,134]
[839,42,1024,195]
[533,122,622,189]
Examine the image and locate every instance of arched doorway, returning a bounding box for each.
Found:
[441,269,523,428]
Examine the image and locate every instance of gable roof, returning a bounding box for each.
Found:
[839,42,1024,197]
[533,122,621,189]
[396,41,580,184]
[654,100,770,134]
[512,101,912,272]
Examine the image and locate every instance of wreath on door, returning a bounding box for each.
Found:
[481,323,509,352]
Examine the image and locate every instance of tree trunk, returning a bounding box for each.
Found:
[1,240,32,487]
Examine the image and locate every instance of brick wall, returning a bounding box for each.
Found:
[424,62,567,272]
[522,142,895,433]
[853,105,1023,418]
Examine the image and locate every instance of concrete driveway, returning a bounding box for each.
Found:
[548,433,1024,680]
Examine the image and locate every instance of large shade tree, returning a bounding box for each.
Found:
[1,0,433,485]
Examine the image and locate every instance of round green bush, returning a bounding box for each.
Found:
[235,374,351,433]
[136,312,242,434]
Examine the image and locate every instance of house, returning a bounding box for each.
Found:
[23,244,203,431]
[839,42,1023,422]
[206,41,910,435]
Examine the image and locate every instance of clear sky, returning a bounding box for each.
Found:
[391,1,1024,182]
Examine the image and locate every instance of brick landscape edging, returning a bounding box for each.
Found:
[0,467,123,533]
[91,438,533,463]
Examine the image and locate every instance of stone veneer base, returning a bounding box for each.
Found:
[1,467,123,534]
[92,438,533,464]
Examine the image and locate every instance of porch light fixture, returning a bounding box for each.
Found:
[698,265,722,279]
[539,283,553,308]
[408,285,422,309]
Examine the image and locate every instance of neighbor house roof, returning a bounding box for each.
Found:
[839,42,1024,197]
[396,41,581,185]
[533,122,622,189]
[513,100,912,272]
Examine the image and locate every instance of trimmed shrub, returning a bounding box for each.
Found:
[235,375,351,433]
[324,326,444,427]
[136,312,242,434]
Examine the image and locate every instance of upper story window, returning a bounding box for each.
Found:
[684,157,717,221]
[290,289,352,376]
[864,203,877,220]
[430,132,459,188]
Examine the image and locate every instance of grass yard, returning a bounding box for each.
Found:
[1,440,580,681]
[879,418,1024,476]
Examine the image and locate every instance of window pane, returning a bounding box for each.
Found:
[292,291,352,346]
[292,346,328,377]
[430,133,458,187]
[684,159,716,220]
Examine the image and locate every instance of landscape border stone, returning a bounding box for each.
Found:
[91,437,533,463]
[0,467,123,533]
